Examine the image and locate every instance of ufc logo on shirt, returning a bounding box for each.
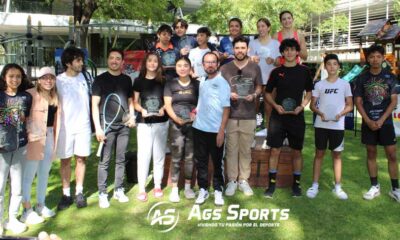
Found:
[325,89,339,94]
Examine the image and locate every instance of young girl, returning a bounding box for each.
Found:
[21,67,59,225]
[164,57,198,202]
[0,63,32,234]
[133,53,169,202]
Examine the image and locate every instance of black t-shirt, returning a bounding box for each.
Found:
[266,64,313,117]
[0,91,32,148]
[47,105,57,127]
[164,78,199,120]
[354,70,398,124]
[133,76,168,123]
[92,72,133,129]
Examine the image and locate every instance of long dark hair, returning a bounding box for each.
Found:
[0,63,30,92]
[139,52,164,83]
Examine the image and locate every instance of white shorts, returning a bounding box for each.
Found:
[56,129,91,159]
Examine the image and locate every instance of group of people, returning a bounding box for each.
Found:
[0,10,399,236]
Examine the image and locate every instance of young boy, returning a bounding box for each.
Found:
[306,54,353,200]
[354,44,399,202]
[189,27,212,79]
[154,24,179,81]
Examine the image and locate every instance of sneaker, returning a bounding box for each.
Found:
[388,188,400,202]
[137,192,148,202]
[153,188,163,198]
[214,190,224,206]
[184,188,196,199]
[363,185,380,200]
[113,188,129,203]
[57,195,73,210]
[75,193,88,208]
[264,186,275,199]
[283,138,289,146]
[333,187,348,200]
[195,188,209,205]
[20,208,44,225]
[225,181,238,196]
[292,184,302,197]
[4,218,27,234]
[261,139,270,150]
[36,205,55,218]
[306,186,319,199]
[239,180,254,196]
[99,192,110,208]
[169,187,180,203]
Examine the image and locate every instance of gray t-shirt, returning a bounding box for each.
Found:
[164,78,199,120]
[221,61,263,119]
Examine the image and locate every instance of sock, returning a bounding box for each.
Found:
[370,177,378,186]
[335,183,341,191]
[185,183,191,191]
[75,185,83,195]
[63,188,71,197]
[154,184,161,189]
[293,172,301,187]
[312,182,319,189]
[268,169,277,189]
[391,179,399,191]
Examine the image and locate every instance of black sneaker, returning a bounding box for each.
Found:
[292,184,302,197]
[57,195,73,210]
[76,193,87,208]
[264,186,275,199]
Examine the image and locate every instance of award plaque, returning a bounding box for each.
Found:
[144,97,161,115]
[231,75,254,99]
[161,51,177,68]
[281,98,297,113]
[321,104,338,121]
[179,106,192,121]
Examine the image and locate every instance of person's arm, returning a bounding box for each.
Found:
[164,96,185,125]
[376,94,397,128]
[266,90,284,115]
[310,96,326,121]
[216,107,230,147]
[133,91,148,117]
[92,95,105,142]
[293,91,311,115]
[245,84,262,102]
[336,96,353,121]
[125,96,136,128]
[298,32,308,61]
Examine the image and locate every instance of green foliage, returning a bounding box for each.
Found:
[190,0,337,34]
[394,0,400,22]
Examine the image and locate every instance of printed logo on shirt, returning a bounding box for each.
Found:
[324,89,339,94]
[364,78,390,106]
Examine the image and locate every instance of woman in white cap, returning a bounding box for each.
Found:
[20,67,60,224]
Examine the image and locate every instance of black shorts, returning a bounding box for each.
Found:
[314,128,344,151]
[361,123,397,146]
[267,114,305,150]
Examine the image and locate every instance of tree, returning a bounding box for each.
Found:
[189,0,337,34]
[67,0,183,47]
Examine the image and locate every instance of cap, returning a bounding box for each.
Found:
[38,67,56,79]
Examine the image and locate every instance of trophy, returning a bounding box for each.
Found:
[321,104,339,121]
[179,106,192,122]
[144,97,161,116]
[231,75,254,99]
[281,98,297,113]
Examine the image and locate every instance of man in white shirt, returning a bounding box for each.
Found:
[189,27,212,79]
[56,47,92,210]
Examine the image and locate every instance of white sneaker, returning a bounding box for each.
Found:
[306,186,319,199]
[225,181,237,196]
[113,188,129,203]
[333,187,348,200]
[99,192,110,208]
[363,185,380,200]
[4,218,27,234]
[389,188,400,202]
[238,180,254,196]
[195,188,209,205]
[214,190,224,206]
[261,139,270,149]
[20,209,44,225]
[36,205,55,218]
[184,188,196,199]
[169,187,180,203]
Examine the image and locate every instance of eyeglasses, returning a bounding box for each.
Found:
[203,61,218,65]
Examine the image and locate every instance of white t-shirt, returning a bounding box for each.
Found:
[313,78,353,130]
[248,38,280,85]
[56,72,91,134]
[189,47,211,78]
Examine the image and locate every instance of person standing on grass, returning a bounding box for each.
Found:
[0,64,32,235]
[92,49,136,209]
[21,67,59,225]
[306,54,353,200]
[164,57,199,203]
[354,44,400,201]
[193,52,230,206]
[219,18,243,66]
[264,38,313,198]
[56,47,91,210]
[221,36,263,197]
[133,53,169,202]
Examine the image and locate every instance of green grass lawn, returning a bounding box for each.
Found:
[3,110,400,240]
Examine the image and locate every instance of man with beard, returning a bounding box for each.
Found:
[221,36,263,197]
[92,49,136,208]
[193,52,230,206]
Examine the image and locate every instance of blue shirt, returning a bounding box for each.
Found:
[193,73,231,133]
[218,36,234,65]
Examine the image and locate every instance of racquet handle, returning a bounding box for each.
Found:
[96,142,104,157]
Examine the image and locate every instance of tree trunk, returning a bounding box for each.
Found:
[73,0,97,49]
